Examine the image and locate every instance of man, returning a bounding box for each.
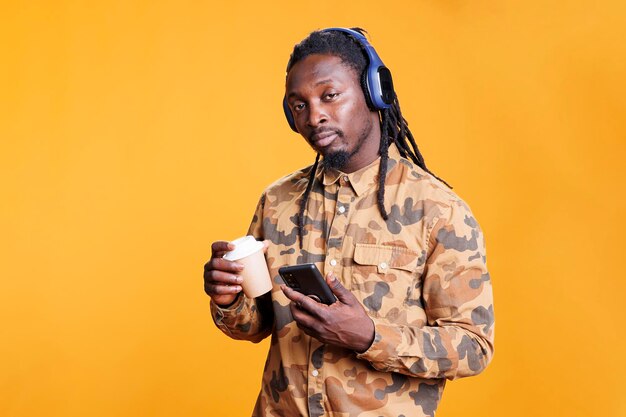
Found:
[204,28,494,417]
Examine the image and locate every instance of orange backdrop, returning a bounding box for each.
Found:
[1,1,625,416]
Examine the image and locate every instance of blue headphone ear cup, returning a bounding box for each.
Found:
[283,95,298,132]
[366,64,394,109]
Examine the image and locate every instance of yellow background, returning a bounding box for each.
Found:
[1,1,625,416]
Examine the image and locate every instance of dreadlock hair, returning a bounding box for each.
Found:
[287,28,450,249]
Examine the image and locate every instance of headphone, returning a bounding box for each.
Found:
[283,27,395,133]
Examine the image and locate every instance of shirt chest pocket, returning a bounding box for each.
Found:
[351,243,425,319]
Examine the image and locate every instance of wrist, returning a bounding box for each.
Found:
[214,293,242,309]
[354,317,375,353]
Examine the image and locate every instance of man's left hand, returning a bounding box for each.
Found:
[280,273,375,353]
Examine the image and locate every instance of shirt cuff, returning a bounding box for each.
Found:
[210,294,245,322]
[354,317,402,370]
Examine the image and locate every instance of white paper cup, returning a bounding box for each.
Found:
[223,236,272,298]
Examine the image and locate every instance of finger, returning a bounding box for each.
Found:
[326,273,354,305]
[213,251,228,259]
[281,285,325,317]
[204,270,243,286]
[205,282,242,295]
[211,241,235,256]
[262,240,270,253]
[298,325,319,339]
[281,284,304,303]
[289,308,317,337]
[206,257,245,273]
[289,302,321,331]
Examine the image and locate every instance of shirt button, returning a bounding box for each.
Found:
[343,175,349,182]
[380,262,388,269]
[312,369,319,377]
[330,259,337,266]
[338,206,346,214]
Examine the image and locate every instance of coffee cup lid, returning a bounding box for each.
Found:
[223,236,264,261]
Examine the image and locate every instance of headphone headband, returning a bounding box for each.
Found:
[283,27,395,132]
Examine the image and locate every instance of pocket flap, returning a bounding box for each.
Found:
[354,243,420,273]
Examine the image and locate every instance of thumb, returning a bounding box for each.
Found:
[326,273,354,305]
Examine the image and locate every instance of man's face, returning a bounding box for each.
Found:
[285,54,381,172]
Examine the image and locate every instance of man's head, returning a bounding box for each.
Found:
[286,28,448,248]
[285,29,385,172]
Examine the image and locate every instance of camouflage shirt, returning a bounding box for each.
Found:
[211,144,495,417]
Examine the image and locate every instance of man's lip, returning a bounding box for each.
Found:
[310,131,338,148]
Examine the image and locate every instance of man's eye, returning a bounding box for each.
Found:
[293,103,305,112]
[325,93,338,100]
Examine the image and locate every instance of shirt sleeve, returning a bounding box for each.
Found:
[210,193,273,343]
[356,200,495,380]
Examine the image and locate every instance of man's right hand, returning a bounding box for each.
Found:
[203,241,245,307]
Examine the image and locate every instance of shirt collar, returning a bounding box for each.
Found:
[320,143,403,197]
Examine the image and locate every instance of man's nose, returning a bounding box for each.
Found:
[306,102,328,128]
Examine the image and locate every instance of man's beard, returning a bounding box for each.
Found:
[320,129,369,170]
[321,150,350,169]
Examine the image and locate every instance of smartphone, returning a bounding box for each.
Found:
[278,263,337,305]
